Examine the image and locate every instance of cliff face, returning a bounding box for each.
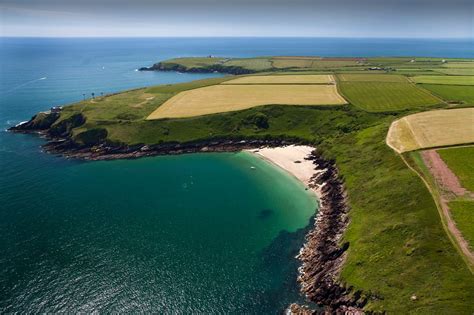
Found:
[290,151,368,314]
[139,62,257,75]
[8,111,106,148]
[10,111,60,132]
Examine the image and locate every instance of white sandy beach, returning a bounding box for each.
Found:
[247,145,319,193]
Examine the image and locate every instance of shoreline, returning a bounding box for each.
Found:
[248,146,367,313]
[9,124,366,312]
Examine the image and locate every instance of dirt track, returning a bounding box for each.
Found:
[421,150,467,197]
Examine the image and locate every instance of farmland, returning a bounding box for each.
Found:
[146,84,347,119]
[271,57,361,69]
[337,73,408,83]
[434,68,474,76]
[412,75,474,85]
[337,80,441,112]
[222,74,334,84]
[386,108,474,152]
[420,84,474,104]
[438,146,474,191]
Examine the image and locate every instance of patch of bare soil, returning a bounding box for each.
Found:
[421,150,468,197]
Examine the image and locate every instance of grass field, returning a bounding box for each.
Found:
[338,81,441,112]
[438,146,474,191]
[337,73,408,83]
[223,58,273,71]
[222,74,333,84]
[271,57,358,69]
[449,201,474,249]
[412,75,474,85]
[146,84,347,119]
[420,84,474,104]
[434,69,474,76]
[386,108,474,153]
[443,62,474,68]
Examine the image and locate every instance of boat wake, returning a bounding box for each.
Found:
[2,77,47,95]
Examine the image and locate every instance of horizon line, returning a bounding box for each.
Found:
[1,35,473,40]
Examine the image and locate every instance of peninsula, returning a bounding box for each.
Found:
[10,56,474,313]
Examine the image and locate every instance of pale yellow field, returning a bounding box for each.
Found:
[386,108,474,153]
[147,84,347,119]
[222,74,334,84]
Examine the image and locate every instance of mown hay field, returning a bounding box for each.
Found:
[147,84,347,119]
[338,81,441,112]
[438,146,474,191]
[412,75,474,85]
[337,74,408,83]
[386,108,474,153]
[420,84,474,104]
[222,74,334,84]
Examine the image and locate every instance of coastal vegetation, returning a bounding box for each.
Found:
[11,56,474,314]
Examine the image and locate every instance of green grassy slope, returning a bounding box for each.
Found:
[321,124,474,314]
[438,146,474,191]
[449,201,474,249]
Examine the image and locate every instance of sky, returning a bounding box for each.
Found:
[0,0,473,38]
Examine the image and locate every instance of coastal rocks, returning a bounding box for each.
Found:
[293,150,367,313]
[9,111,60,132]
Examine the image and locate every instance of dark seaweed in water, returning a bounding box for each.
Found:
[258,209,274,220]
[256,216,320,313]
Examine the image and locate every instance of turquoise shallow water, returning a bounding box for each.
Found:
[1,37,471,312]
[1,149,317,312]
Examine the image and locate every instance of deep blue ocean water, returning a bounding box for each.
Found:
[0,37,472,313]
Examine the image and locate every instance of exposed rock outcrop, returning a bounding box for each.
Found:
[290,150,368,314]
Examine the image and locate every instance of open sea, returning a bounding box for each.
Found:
[0,37,472,313]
